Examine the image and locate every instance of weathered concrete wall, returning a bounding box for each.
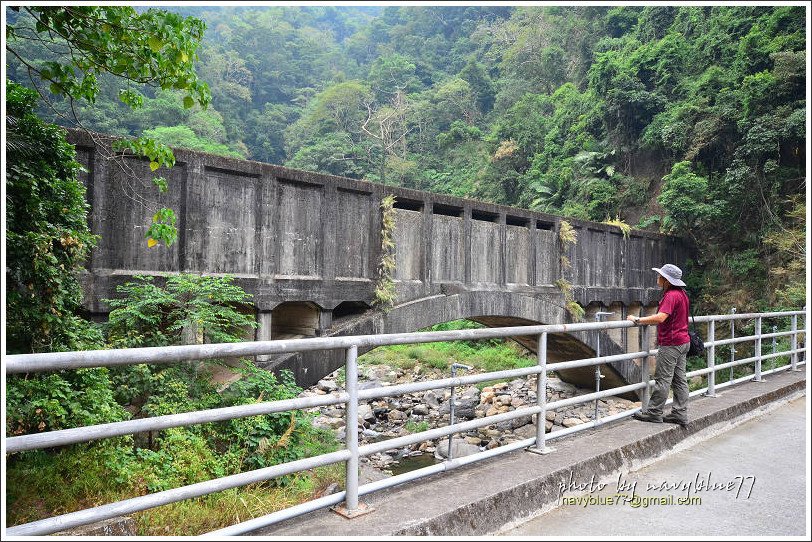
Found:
[432,214,465,283]
[68,130,692,389]
[71,130,689,312]
[393,209,422,281]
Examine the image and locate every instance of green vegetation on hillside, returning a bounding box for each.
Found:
[5,6,216,247]
[7,4,804,311]
[3,5,806,533]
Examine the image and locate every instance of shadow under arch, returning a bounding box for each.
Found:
[258,291,640,398]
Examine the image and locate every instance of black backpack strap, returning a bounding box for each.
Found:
[686,288,697,328]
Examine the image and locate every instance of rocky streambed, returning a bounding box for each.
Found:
[299,363,640,474]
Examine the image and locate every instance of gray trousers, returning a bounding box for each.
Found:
[646,343,690,419]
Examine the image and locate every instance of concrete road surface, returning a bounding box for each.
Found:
[501,396,807,536]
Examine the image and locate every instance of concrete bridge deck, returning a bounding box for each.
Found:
[249,369,806,536]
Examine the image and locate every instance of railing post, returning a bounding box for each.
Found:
[333,345,372,518]
[804,309,809,365]
[530,332,553,454]
[640,325,651,411]
[593,312,613,424]
[729,307,736,382]
[772,325,777,372]
[753,316,762,382]
[448,365,457,461]
[594,324,600,424]
[791,314,798,371]
[594,361,601,425]
[706,319,716,397]
[446,363,471,461]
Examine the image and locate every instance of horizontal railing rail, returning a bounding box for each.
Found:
[691,310,803,322]
[2,317,752,374]
[4,309,806,536]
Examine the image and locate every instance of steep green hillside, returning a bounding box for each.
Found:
[7,5,806,311]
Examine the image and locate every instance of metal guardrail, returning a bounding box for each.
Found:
[4,309,807,536]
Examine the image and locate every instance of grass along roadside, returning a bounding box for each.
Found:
[6,398,344,537]
[130,464,343,535]
[6,446,344,536]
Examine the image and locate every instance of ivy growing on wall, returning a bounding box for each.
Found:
[555,278,585,322]
[373,194,397,309]
[557,220,577,271]
[556,220,584,321]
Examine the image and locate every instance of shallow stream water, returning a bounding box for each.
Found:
[389,452,441,476]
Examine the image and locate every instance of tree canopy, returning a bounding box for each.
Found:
[6,6,211,246]
[7,5,806,308]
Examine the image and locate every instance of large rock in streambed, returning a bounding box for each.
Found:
[434,437,481,459]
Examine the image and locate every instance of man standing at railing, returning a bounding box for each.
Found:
[626,264,691,427]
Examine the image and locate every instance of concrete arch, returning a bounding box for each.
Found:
[258,290,636,394]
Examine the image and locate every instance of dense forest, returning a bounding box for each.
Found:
[7,5,806,312]
[4,5,806,534]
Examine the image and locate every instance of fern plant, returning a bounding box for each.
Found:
[104,273,257,348]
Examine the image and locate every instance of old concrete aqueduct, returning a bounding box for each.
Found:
[70,130,691,393]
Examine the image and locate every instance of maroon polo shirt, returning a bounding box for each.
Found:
[657,287,690,346]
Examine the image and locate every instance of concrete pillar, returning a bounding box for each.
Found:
[317,309,333,337]
[322,184,337,290]
[87,147,103,271]
[180,319,205,376]
[180,155,203,273]
[256,311,273,362]
[607,302,624,347]
[626,302,643,353]
[421,199,432,293]
[529,221,538,287]
[181,321,203,346]
[463,205,472,285]
[498,212,507,286]
[258,174,276,277]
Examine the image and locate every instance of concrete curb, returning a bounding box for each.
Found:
[251,369,806,536]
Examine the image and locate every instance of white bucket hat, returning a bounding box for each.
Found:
[652,264,686,287]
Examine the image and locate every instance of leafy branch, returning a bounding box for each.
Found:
[6,6,212,247]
